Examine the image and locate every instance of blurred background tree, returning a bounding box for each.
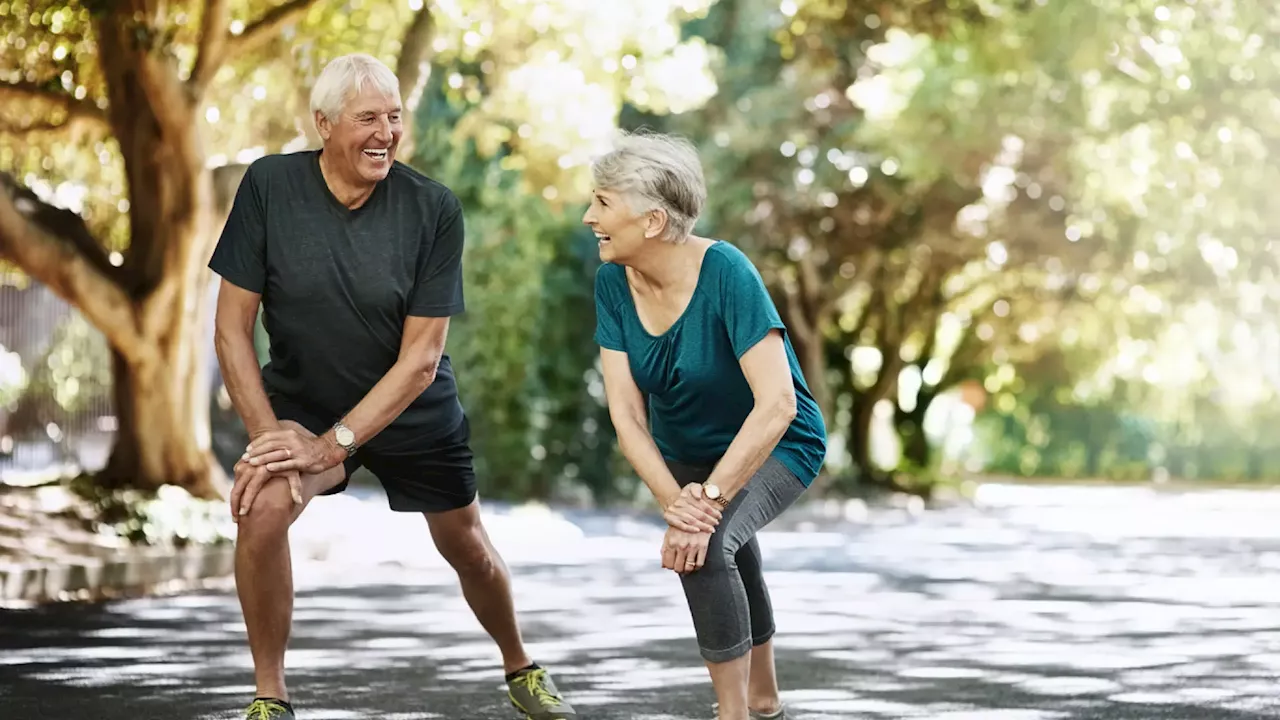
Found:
[1,0,1276,507]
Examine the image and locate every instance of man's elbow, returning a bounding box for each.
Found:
[213,321,251,357]
[411,355,441,388]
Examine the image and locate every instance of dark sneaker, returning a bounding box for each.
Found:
[507,666,576,719]
[244,698,295,719]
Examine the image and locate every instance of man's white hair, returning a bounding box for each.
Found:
[590,129,706,243]
[310,53,401,123]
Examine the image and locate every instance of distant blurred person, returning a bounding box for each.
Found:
[585,129,827,720]
[210,53,575,720]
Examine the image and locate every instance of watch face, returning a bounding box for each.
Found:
[704,483,720,499]
[335,427,355,446]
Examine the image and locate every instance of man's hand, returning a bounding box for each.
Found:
[661,526,712,576]
[662,483,722,534]
[243,426,343,475]
[229,459,303,520]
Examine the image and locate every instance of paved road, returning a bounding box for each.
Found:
[3,483,1280,719]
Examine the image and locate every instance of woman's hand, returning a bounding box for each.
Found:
[663,482,723,533]
[662,526,712,575]
[243,427,342,476]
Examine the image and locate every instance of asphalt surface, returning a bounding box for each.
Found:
[3,483,1280,719]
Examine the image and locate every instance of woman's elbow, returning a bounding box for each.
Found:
[771,390,798,423]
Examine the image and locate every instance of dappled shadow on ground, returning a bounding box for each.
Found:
[4,484,1280,719]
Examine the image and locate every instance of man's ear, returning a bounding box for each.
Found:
[315,110,333,141]
[643,208,669,239]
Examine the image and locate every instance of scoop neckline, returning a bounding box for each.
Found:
[623,240,722,340]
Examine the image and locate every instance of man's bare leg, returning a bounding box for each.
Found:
[425,499,532,674]
[235,424,346,702]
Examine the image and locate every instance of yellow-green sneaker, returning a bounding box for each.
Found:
[244,698,296,719]
[507,666,576,719]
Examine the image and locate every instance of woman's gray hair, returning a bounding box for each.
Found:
[310,53,401,123]
[591,130,707,242]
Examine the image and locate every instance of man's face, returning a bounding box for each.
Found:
[318,84,403,185]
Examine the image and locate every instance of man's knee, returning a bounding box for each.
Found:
[237,477,296,541]
[434,525,496,578]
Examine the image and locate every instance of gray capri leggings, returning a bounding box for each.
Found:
[666,455,807,663]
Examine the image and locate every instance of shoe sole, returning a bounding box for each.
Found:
[510,698,575,720]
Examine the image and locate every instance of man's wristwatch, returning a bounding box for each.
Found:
[702,482,730,508]
[331,421,357,457]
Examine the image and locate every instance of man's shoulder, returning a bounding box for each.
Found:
[386,162,460,211]
[246,150,314,179]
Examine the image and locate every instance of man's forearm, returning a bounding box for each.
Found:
[215,330,279,438]
[332,359,437,450]
[614,413,683,509]
[707,397,797,500]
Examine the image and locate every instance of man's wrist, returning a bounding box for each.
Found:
[248,422,280,440]
[319,431,348,468]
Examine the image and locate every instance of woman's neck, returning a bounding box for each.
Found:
[628,237,710,293]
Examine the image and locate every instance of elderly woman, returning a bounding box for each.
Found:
[585,130,827,720]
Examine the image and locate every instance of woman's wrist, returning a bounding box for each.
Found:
[657,487,680,511]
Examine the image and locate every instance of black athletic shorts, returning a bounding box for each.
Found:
[268,395,477,514]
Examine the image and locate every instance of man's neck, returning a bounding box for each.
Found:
[318,151,376,210]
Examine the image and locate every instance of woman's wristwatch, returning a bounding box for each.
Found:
[702,482,730,508]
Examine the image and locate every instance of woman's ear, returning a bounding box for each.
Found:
[643,208,669,239]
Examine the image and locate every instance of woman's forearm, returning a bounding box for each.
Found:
[706,395,797,500]
[613,413,684,510]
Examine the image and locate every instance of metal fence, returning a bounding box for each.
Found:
[0,276,115,485]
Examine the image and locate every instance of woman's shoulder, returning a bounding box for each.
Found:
[703,240,765,286]
[594,261,628,297]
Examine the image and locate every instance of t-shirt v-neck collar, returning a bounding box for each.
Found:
[310,150,384,218]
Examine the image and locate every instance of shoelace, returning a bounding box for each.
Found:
[517,668,562,707]
[245,700,288,719]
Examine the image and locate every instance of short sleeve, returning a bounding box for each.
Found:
[593,265,626,352]
[408,192,466,317]
[720,249,786,359]
[208,164,267,293]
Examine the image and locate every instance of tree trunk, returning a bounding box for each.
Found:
[89,13,222,498]
[792,322,832,428]
[101,334,220,494]
[849,391,877,479]
[895,396,931,469]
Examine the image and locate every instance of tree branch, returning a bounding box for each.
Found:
[190,0,233,95]
[0,79,109,131]
[0,174,144,360]
[395,2,437,159]
[227,0,322,58]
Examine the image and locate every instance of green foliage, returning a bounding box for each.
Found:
[409,68,618,503]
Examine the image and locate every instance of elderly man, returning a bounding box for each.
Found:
[210,53,576,720]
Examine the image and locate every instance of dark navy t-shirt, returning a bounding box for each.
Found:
[593,241,827,485]
[208,150,467,447]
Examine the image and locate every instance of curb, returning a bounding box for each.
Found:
[0,544,235,607]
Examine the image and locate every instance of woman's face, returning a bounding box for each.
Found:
[582,189,655,264]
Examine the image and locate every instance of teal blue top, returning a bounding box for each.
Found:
[593,241,827,485]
